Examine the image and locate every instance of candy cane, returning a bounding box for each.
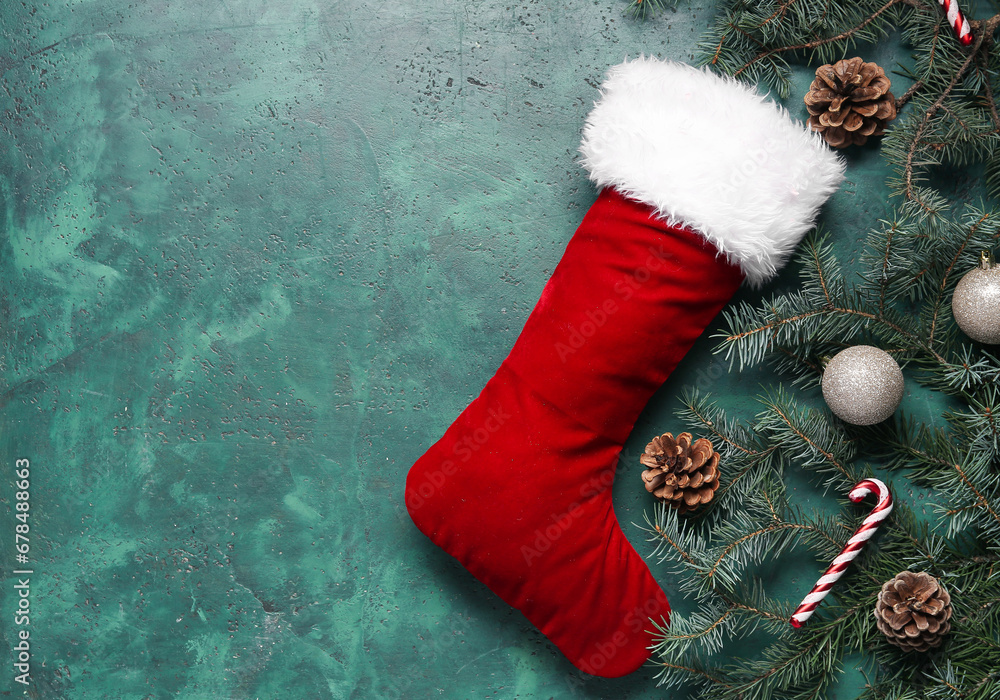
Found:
[790,478,893,628]
[939,0,974,46]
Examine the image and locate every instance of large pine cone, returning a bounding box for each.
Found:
[874,571,952,652]
[640,432,720,514]
[805,57,897,148]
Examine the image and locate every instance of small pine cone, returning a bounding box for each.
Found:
[805,57,897,148]
[874,571,952,652]
[640,432,720,514]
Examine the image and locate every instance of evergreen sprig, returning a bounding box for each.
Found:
[639,1,1000,697]
[646,390,1000,697]
[626,0,678,20]
[690,0,1000,201]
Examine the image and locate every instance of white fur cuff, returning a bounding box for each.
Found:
[579,58,845,286]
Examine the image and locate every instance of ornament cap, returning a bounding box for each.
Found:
[980,250,995,270]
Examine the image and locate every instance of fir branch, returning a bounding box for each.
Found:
[655,660,733,688]
[889,430,1000,528]
[895,79,925,110]
[730,0,914,81]
[678,389,771,457]
[715,234,952,370]
[643,2,1000,696]
[701,521,814,582]
[756,387,858,486]
[901,28,997,204]
[625,0,677,19]
[927,210,994,346]
[648,519,697,565]
[728,598,789,624]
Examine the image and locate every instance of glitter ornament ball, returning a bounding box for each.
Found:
[952,251,1000,344]
[821,346,904,425]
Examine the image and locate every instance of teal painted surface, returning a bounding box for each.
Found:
[0,1,909,698]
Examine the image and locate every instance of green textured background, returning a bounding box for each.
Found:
[0,0,957,698]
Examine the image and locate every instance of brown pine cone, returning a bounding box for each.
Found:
[805,57,897,148]
[874,571,952,652]
[640,432,720,514]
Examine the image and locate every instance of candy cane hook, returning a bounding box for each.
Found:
[790,478,893,628]
[939,0,974,46]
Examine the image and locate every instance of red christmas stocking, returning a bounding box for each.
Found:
[405,58,844,677]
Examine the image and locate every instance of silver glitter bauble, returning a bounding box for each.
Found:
[952,252,1000,344]
[821,345,904,425]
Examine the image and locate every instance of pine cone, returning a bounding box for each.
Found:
[805,57,897,148]
[640,432,720,514]
[874,571,952,652]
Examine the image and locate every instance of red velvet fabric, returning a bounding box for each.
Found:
[405,188,744,677]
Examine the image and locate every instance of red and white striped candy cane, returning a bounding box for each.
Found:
[939,0,974,46]
[790,478,893,628]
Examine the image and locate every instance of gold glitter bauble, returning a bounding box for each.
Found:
[952,252,1000,344]
[821,345,904,425]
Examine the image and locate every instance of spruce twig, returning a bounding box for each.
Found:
[639,2,1000,697]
